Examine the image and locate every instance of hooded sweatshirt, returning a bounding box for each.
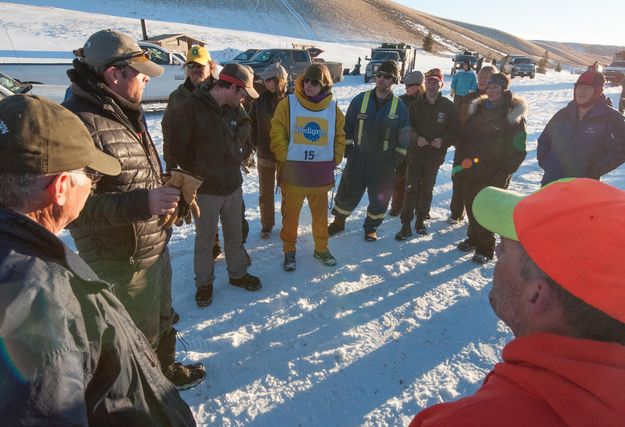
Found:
[409,333,625,427]
[270,75,345,194]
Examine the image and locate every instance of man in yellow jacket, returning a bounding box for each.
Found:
[271,64,345,271]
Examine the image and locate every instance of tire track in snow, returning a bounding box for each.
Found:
[278,0,316,40]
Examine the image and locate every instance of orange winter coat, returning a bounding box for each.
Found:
[409,333,625,427]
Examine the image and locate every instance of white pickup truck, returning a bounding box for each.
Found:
[0,42,186,102]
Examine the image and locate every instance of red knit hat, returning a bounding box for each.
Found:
[574,70,605,107]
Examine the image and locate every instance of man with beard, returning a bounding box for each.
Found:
[63,29,205,388]
[409,178,625,426]
[328,61,410,241]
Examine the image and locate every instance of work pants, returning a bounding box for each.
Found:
[281,189,329,253]
[195,188,248,288]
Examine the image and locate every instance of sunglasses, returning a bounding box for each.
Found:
[106,50,151,68]
[303,77,321,86]
[186,62,205,70]
[75,168,103,183]
[376,73,393,80]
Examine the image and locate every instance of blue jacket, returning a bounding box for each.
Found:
[345,90,410,165]
[537,96,625,185]
[451,69,478,97]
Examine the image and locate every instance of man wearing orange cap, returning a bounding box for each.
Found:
[409,178,625,426]
[537,69,625,186]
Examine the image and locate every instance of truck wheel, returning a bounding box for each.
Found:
[364,75,370,83]
[530,73,535,79]
[510,73,515,79]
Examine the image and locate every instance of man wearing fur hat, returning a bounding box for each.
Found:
[455,72,527,264]
[395,68,460,239]
[537,69,625,186]
[63,29,205,388]
[409,178,625,426]
[329,60,410,241]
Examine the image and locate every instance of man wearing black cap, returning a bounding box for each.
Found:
[537,69,625,186]
[62,29,205,388]
[0,95,195,425]
[167,63,262,306]
[329,60,410,241]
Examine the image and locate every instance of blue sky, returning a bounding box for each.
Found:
[393,1,622,46]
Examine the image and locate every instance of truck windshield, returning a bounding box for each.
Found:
[512,58,532,64]
[0,72,31,95]
[454,55,477,64]
[250,50,275,62]
[372,51,400,61]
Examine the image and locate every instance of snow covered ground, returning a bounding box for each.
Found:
[2,2,625,426]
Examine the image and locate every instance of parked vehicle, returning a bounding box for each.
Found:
[364,42,416,83]
[0,41,186,102]
[501,55,536,79]
[605,51,625,85]
[238,48,343,83]
[0,71,66,102]
[450,51,479,75]
[221,49,261,65]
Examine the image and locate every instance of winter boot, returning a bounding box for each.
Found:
[229,273,262,291]
[163,361,206,391]
[260,227,272,239]
[415,220,427,235]
[395,223,412,241]
[283,251,296,271]
[457,238,476,252]
[314,250,337,266]
[328,216,346,237]
[364,230,378,242]
[195,284,213,307]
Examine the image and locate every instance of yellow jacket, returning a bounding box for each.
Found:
[270,75,345,194]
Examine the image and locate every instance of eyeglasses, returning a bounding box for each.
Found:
[186,62,205,70]
[376,73,393,80]
[405,83,419,88]
[74,168,102,183]
[303,77,321,86]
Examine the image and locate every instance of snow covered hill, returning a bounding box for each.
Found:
[2,3,625,426]
[12,0,623,67]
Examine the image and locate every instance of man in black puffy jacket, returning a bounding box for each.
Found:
[0,95,196,426]
[63,29,205,389]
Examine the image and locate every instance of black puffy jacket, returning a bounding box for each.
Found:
[0,209,195,426]
[63,62,167,270]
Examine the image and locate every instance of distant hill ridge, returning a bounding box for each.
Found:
[42,0,625,66]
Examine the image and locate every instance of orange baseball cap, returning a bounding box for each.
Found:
[473,178,625,323]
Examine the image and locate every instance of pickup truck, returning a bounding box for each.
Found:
[605,54,625,85]
[0,42,186,102]
[501,55,536,79]
[364,43,416,83]
[238,48,343,83]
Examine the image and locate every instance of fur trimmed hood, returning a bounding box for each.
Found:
[467,91,528,124]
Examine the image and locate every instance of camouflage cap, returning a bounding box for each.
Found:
[0,95,121,176]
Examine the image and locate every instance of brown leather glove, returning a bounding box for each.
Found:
[159,168,204,228]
